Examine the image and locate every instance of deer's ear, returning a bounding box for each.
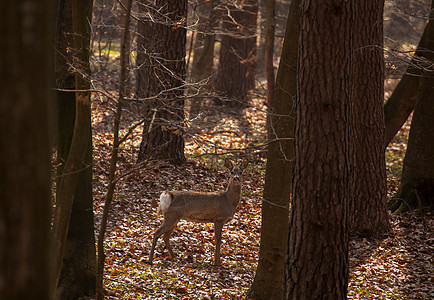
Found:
[240,160,249,171]
[224,158,233,169]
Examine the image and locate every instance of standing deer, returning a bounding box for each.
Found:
[148,158,248,265]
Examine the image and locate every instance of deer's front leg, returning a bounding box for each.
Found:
[213,221,223,265]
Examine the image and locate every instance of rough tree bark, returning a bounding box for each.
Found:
[284,0,352,298]
[214,0,258,108]
[54,0,96,298]
[247,0,299,298]
[52,0,93,295]
[136,0,187,164]
[350,0,390,236]
[0,0,52,299]
[389,0,434,213]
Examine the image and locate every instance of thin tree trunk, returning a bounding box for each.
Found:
[96,0,133,298]
[247,0,298,298]
[52,0,93,295]
[0,1,52,298]
[284,0,352,298]
[350,0,390,236]
[264,0,275,108]
[390,0,434,213]
[189,0,219,117]
[256,0,267,76]
[384,23,430,148]
[190,0,219,81]
[119,0,132,90]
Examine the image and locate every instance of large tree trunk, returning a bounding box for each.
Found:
[136,0,187,164]
[284,0,352,298]
[214,0,258,108]
[247,0,299,298]
[52,0,93,295]
[56,161,96,300]
[56,131,95,300]
[56,152,96,300]
[0,0,52,298]
[54,1,96,298]
[383,22,432,148]
[390,0,434,213]
[350,0,390,236]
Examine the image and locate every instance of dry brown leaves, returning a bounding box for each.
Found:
[349,212,434,299]
[91,89,433,299]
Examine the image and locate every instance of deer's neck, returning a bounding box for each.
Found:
[226,180,242,207]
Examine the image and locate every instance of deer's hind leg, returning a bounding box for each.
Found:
[148,216,179,264]
[163,225,176,259]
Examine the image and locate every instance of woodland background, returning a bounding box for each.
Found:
[1,0,434,299]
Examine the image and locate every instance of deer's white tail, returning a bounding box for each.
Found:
[156,192,172,216]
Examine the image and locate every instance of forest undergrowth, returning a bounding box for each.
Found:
[91,85,433,299]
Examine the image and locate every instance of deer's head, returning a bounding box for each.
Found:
[224,158,248,186]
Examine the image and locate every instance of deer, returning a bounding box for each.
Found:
[148,158,248,266]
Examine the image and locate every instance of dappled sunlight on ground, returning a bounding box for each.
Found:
[90,84,432,298]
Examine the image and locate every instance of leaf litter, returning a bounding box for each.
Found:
[90,88,433,299]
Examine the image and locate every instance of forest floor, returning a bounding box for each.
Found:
[90,83,434,299]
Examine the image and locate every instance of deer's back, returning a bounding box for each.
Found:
[165,191,237,223]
